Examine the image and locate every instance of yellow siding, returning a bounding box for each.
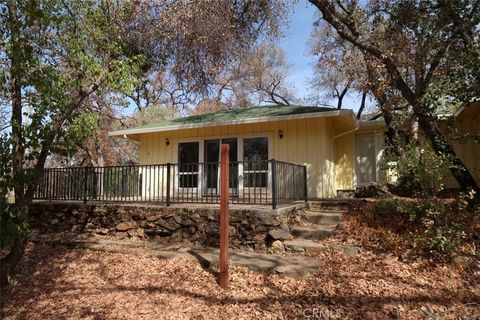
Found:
[138,117,344,198]
[334,134,355,190]
[333,124,387,191]
[444,105,480,188]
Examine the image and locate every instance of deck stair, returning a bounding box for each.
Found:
[285,200,351,253]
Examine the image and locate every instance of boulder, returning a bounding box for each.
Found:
[116,221,135,232]
[136,228,145,238]
[157,218,181,231]
[254,212,280,226]
[115,232,127,240]
[450,255,472,270]
[268,228,292,241]
[354,182,392,198]
[252,234,266,242]
[174,215,194,227]
[97,228,109,235]
[146,215,160,222]
[270,240,285,252]
[144,228,172,237]
[207,211,218,221]
[331,244,362,257]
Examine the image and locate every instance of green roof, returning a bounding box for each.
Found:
[109,104,353,137]
[133,105,336,130]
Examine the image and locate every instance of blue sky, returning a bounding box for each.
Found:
[279,2,318,99]
[121,2,363,116]
[278,2,363,111]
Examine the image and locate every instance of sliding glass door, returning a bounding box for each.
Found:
[203,138,238,194]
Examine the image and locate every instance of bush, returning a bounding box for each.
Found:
[383,143,448,197]
[372,198,476,254]
[0,205,29,249]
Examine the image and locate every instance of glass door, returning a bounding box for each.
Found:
[204,140,220,194]
[203,138,238,195]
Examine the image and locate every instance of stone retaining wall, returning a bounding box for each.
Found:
[29,203,302,250]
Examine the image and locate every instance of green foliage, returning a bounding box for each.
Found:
[384,143,449,197]
[0,205,29,248]
[373,198,474,254]
[0,0,145,247]
[52,113,99,157]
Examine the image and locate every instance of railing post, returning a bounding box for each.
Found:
[83,168,88,204]
[303,165,308,203]
[166,163,171,206]
[271,159,277,209]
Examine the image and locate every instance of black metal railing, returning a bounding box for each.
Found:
[33,160,307,209]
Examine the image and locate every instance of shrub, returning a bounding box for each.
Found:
[383,143,448,197]
[372,198,475,254]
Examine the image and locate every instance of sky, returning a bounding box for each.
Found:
[121,2,363,116]
[279,2,317,100]
[278,2,363,112]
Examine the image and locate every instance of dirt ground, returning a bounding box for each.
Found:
[1,205,480,320]
[0,240,478,320]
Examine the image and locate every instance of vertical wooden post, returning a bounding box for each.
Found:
[271,159,277,209]
[219,144,230,289]
[166,163,171,206]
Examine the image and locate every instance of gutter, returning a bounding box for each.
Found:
[109,109,356,137]
[331,124,360,140]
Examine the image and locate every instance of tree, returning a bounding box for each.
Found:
[125,0,289,102]
[0,0,287,286]
[0,0,144,286]
[308,0,480,199]
[210,43,296,109]
[309,24,371,116]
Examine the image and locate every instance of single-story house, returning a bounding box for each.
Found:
[109,105,387,200]
[34,103,477,207]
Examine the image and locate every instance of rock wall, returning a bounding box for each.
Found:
[29,203,301,250]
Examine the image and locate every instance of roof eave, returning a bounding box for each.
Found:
[108,109,356,137]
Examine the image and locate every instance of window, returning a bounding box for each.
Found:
[243,137,268,187]
[178,142,199,188]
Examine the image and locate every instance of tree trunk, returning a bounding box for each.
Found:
[415,107,480,199]
[8,0,25,208]
[356,91,367,119]
[0,237,26,287]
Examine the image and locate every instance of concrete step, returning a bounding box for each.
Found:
[308,201,350,211]
[291,225,336,240]
[303,212,341,225]
[284,239,327,253]
[191,248,321,278]
[284,239,362,257]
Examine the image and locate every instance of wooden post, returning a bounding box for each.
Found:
[219,144,230,289]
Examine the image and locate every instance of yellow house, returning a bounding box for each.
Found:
[442,103,480,189]
[109,105,387,200]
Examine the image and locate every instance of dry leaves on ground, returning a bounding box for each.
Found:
[1,241,479,320]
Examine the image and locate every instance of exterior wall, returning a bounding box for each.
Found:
[334,134,355,190]
[138,117,337,198]
[443,105,480,188]
[333,125,386,191]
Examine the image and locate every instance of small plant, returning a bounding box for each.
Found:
[372,198,474,255]
[383,143,449,197]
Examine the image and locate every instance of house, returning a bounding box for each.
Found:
[108,105,387,200]
[441,102,480,189]
[34,104,477,207]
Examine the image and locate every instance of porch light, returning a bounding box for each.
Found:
[166,138,170,146]
[278,129,284,139]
